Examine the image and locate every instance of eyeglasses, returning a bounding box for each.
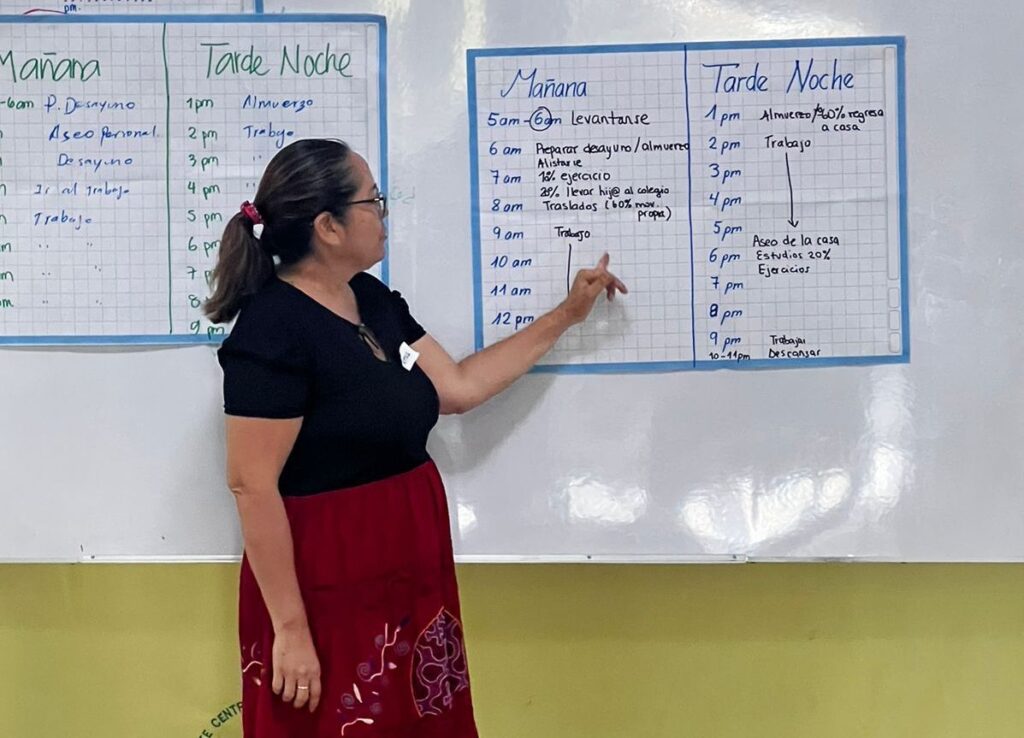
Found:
[347,193,388,219]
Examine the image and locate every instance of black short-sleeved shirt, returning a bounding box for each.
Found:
[217,273,440,496]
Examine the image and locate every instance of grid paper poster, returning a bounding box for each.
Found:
[0,16,384,344]
[469,38,907,372]
[0,1,251,14]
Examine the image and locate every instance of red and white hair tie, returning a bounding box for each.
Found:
[240,201,264,240]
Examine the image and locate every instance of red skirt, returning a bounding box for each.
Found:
[238,461,479,737]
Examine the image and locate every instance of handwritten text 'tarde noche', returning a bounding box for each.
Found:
[200,42,353,79]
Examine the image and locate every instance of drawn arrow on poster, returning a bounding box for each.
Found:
[785,152,799,228]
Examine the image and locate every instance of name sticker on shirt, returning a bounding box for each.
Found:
[399,342,420,371]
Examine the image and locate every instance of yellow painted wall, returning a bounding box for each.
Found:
[2,564,1023,737]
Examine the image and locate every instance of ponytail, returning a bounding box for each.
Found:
[204,212,274,324]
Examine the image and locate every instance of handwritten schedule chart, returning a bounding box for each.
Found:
[468,38,907,372]
[0,15,384,344]
[0,1,251,15]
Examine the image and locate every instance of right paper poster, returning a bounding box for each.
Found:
[468,37,907,372]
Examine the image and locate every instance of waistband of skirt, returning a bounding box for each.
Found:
[281,459,439,507]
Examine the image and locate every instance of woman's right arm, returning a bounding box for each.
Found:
[226,415,321,713]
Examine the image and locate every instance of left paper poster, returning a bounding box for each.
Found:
[0,16,384,344]
[0,1,252,14]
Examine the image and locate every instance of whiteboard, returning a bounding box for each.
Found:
[2,0,1023,562]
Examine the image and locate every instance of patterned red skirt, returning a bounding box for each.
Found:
[238,461,479,737]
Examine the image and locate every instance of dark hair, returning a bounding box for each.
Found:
[204,138,360,324]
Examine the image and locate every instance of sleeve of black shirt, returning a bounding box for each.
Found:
[389,288,427,345]
[217,306,311,419]
[355,271,428,346]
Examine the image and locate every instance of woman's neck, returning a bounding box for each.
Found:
[278,258,361,322]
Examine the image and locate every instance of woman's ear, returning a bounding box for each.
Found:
[311,211,344,247]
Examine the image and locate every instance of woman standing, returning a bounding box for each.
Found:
[206,138,626,737]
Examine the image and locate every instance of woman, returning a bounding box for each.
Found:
[206,138,626,737]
